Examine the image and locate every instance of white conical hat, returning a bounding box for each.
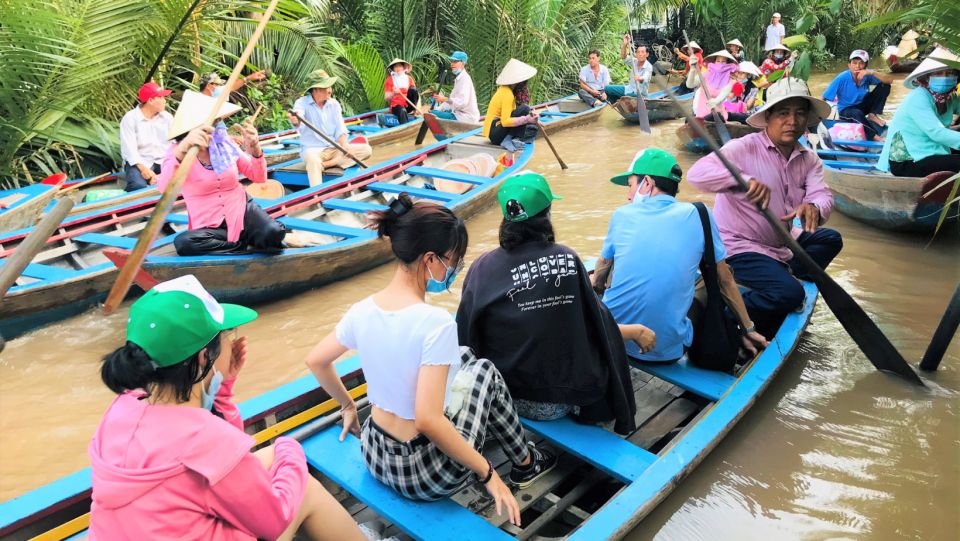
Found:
[904,47,960,88]
[737,61,762,78]
[705,49,738,63]
[726,38,744,48]
[766,43,791,53]
[167,90,242,140]
[681,41,702,52]
[746,77,831,128]
[496,59,537,86]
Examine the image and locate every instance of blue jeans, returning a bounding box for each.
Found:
[123,163,159,192]
[727,228,843,338]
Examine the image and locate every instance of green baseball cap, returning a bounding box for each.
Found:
[610,148,682,186]
[127,275,257,367]
[498,171,562,222]
[305,69,339,91]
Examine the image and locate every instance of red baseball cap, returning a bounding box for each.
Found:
[138,82,172,103]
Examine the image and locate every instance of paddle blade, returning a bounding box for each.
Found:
[636,96,651,133]
[415,120,430,145]
[41,173,67,185]
[813,270,924,384]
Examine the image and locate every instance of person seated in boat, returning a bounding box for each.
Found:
[604,35,654,104]
[289,69,374,186]
[120,82,173,192]
[877,48,960,177]
[455,171,644,432]
[430,51,480,123]
[199,70,266,98]
[688,78,842,338]
[733,61,767,111]
[578,49,611,107]
[483,58,540,152]
[384,58,420,124]
[822,50,895,142]
[759,44,791,79]
[159,90,286,256]
[672,41,704,95]
[89,274,367,541]
[593,149,767,367]
[692,50,739,121]
[304,194,557,521]
[726,38,746,63]
[724,84,748,124]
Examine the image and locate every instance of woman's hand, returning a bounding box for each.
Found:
[226,335,247,380]
[339,402,361,441]
[239,118,262,156]
[484,472,522,526]
[177,126,213,156]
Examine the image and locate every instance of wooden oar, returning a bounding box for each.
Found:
[57,172,112,196]
[684,31,732,144]
[104,0,283,314]
[289,110,369,168]
[656,79,924,385]
[250,104,264,123]
[625,31,651,133]
[536,120,568,170]
[416,69,447,144]
[0,198,75,300]
[919,283,960,371]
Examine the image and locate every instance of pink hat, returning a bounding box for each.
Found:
[138,82,172,103]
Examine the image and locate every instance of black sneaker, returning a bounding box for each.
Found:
[509,443,558,489]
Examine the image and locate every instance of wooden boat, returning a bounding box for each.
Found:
[430,95,606,140]
[0,184,59,234]
[1,280,817,540]
[820,151,958,232]
[612,85,695,124]
[0,129,530,339]
[676,120,761,153]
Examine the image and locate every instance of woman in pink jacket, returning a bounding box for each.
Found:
[88,274,365,541]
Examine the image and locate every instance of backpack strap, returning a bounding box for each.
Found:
[693,202,721,296]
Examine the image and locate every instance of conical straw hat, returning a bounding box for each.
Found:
[496,59,538,86]
[904,47,960,89]
[167,90,242,140]
[682,41,702,52]
[726,38,744,48]
[737,61,762,78]
[387,58,412,71]
[705,50,738,63]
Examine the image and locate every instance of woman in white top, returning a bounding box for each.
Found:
[305,194,556,526]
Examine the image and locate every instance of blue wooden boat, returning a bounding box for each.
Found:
[612,85,695,123]
[0,129,530,339]
[676,120,761,153]
[0,282,818,540]
[0,184,59,234]
[431,95,607,139]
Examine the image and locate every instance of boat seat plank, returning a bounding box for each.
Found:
[366,182,457,202]
[349,125,386,133]
[816,148,880,159]
[631,358,736,402]
[821,160,876,171]
[74,232,137,249]
[277,217,376,239]
[405,166,488,185]
[520,417,655,483]
[301,427,512,540]
[321,199,389,213]
[2,262,75,282]
[831,139,883,149]
[166,213,189,225]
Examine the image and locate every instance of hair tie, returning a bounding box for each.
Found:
[389,197,412,217]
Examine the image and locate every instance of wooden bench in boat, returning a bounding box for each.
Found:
[277,217,376,239]
[366,182,458,202]
[405,166,490,186]
[821,159,876,171]
[631,357,737,402]
[816,148,880,160]
[321,199,388,213]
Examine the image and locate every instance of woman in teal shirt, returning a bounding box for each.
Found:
[878,48,960,176]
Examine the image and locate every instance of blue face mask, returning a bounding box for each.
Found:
[452,67,463,76]
[426,257,460,293]
[200,367,223,411]
[928,76,958,94]
[773,54,784,61]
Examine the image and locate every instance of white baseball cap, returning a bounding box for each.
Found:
[849,50,870,62]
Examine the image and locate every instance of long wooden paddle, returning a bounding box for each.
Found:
[289,110,369,168]
[0,198,75,300]
[57,172,112,196]
[104,0,283,314]
[625,32,651,133]
[683,31,732,144]
[416,69,447,144]
[656,80,924,385]
[919,283,960,371]
[536,120,568,170]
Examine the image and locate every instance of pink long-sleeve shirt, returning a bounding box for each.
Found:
[88,378,307,540]
[686,131,834,263]
[157,145,267,242]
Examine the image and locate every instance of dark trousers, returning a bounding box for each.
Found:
[174,196,286,256]
[390,87,420,124]
[839,83,891,140]
[727,228,843,338]
[727,112,749,124]
[890,150,960,177]
[489,104,534,145]
[123,163,160,192]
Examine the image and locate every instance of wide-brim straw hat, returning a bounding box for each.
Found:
[904,47,960,89]
[305,69,339,91]
[766,43,791,53]
[681,41,702,52]
[737,61,762,78]
[706,50,738,63]
[387,58,412,71]
[726,38,745,49]
[746,77,831,129]
[496,59,538,86]
[167,90,241,140]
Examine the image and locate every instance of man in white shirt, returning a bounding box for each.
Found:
[604,35,654,103]
[199,71,267,98]
[119,82,173,192]
[431,51,481,123]
[578,50,611,107]
[288,70,373,186]
[764,13,785,51]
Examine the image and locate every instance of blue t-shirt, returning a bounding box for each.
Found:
[822,70,881,112]
[601,195,726,361]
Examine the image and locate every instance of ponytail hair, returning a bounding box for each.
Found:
[101,333,223,403]
[367,193,468,264]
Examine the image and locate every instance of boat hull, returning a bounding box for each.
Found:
[433,95,606,140]
[676,120,761,153]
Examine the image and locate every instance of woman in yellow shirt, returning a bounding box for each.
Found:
[483,59,539,149]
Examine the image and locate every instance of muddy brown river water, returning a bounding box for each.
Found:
[1,73,958,540]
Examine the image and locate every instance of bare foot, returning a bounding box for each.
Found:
[867,113,886,127]
[873,135,885,142]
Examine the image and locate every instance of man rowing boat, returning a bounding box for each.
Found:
[688,78,842,338]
